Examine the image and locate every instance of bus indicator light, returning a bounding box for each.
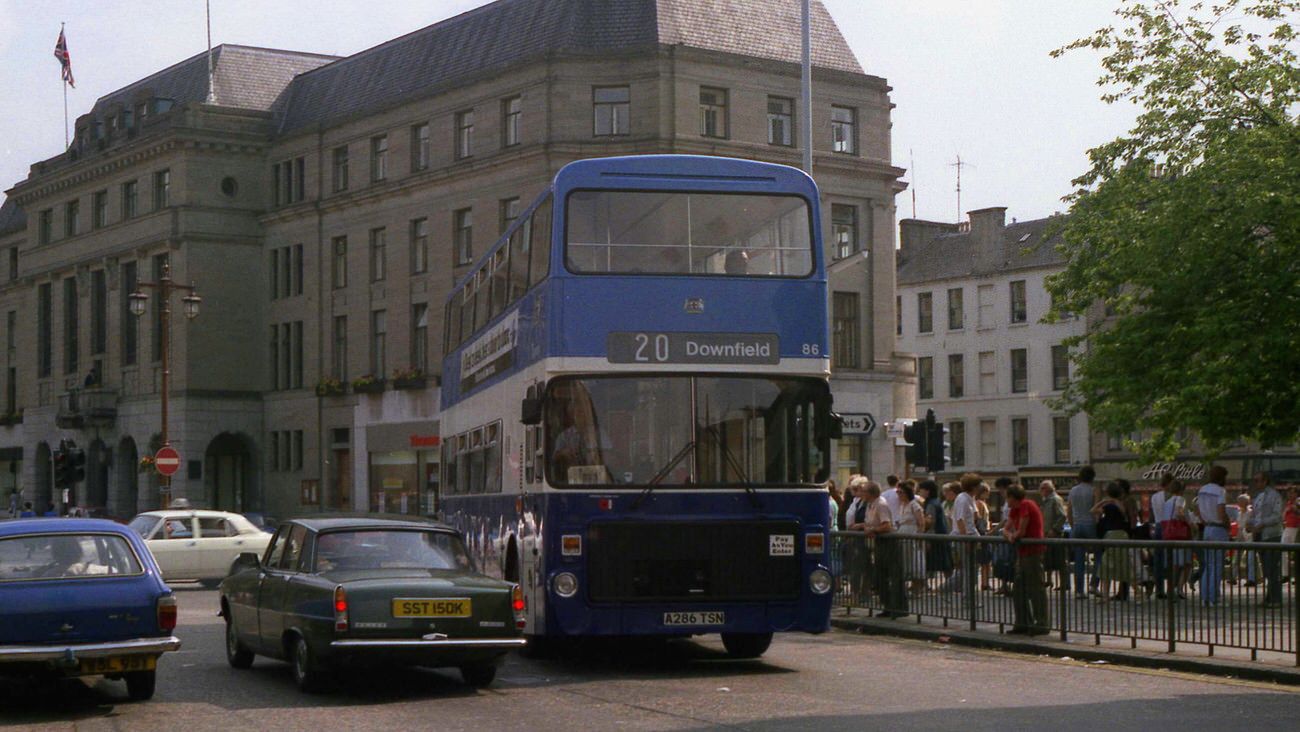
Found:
[805,533,825,554]
[598,498,612,511]
[561,534,583,556]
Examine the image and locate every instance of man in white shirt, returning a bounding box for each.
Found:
[864,481,907,618]
[1066,466,1099,595]
[881,474,902,522]
[946,473,981,595]
[1197,465,1231,605]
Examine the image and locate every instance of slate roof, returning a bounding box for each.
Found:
[87,44,337,120]
[0,198,24,236]
[276,0,863,133]
[897,216,1067,286]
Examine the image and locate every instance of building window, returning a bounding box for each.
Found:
[1011,418,1030,465]
[153,169,170,210]
[38,209,54,244]
[980,419,998,467]
[331,236,348,289]
[121,261,137,366]
[369,227,387,282]
[454,208,473,266]
[978,350,995,395]
[151,255,167,362]
[831,105,856,154]
[91,269,107,355]
[949,421,966,467]
[331,315,348,382]
[948,353,964,398]
[37,283,51,378]
[455,110,474,159]
[269,322,303,390]
[831,203,858,260]
[269,245,303,299]
[593,86,629,136]
[832,292,859,370]
[977,283,994,328]
[410,123,430,172]
[895,295,902,336]
[1010,280,1027,324]
[1107,433,1124,452]
[502,96,521,147]
[1051,344,1069,390]
[92,190,108,229]
[412,303,428,373]
[332,146,349,192]
[699,86,728,138]
[64,200,79,238]
[410,217,428,274]
[370,135,388,182]
[499,197,520,235]
[272,158,304,206]
[122,181,139,219]
[767,96,793,146]
[63,277,78,375]
[917,292,933,333]
[1053,417,1071,463]
[1010,348,1028,393]
[917,356,934,400]
[947,288,964,330]
[370,310,387,377]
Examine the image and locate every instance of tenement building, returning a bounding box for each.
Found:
[0,0,908,519]
[895,208,1091,488]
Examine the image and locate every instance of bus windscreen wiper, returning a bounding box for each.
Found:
[632,440,694,509]
[702,424,761,508]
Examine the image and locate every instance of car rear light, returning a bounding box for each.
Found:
[157,594,178,631]
[334,585,348,632]
[512,584,527,629]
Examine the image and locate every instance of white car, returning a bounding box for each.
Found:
[127,510,272,586]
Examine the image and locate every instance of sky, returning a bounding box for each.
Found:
[0,0,1137,225]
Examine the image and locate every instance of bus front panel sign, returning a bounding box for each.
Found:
[607,332,780,365]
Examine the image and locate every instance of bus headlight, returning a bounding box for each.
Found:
[553,572,579,598]
[809,568,832,595]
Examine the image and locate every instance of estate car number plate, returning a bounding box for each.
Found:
[78,655,156,676]
[663,611,725,626]
[393,598,472,618]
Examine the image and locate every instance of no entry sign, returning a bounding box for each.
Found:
[154,446,181,476]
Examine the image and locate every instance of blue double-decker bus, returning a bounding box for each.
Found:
[439,155,839,657]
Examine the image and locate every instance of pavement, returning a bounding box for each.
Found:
[830,608,1300,686]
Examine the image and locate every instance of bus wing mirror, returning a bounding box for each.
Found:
[521,397,542,426]
[828,412,844,440]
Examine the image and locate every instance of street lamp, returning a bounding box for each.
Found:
[130,262,200,507]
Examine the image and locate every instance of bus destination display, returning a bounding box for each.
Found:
[607,331,779,365]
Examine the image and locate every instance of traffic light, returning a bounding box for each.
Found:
[926,417,949,473]
[903,419,928,468]
[68,443,86,484]
[53,443,70,489]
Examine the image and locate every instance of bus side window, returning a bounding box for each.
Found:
[529,197,551,287]
[524,385,538,484]
[508,223,530,302]
[443,439,458,495]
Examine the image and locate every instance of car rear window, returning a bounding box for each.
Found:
[314,530,475,573]
[0,533,145,581]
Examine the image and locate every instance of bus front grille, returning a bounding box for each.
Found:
[586,520,802,603]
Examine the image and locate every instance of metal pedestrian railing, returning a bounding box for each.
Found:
[829,531,1300,666]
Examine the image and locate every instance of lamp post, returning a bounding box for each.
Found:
[129,262,200,507]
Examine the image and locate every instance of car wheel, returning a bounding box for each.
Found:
[459,661,497,687]
[291,635,325,693]
[720,632,773,659]
[124,670,157,701]
[225,617,254,669]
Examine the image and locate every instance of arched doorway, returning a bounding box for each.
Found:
[206,432,255,513]
[85,439,110,510]
[33,442,53,513]
[114,438,141,518]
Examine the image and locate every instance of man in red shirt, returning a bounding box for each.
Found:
[1004,484,1049,635]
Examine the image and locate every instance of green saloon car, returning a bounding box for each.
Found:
[219,515,525,692]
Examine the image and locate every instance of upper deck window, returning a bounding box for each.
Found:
[565,191,812,277]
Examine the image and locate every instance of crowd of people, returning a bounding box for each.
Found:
[831,465,1300,633]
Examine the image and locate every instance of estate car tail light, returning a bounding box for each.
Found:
[333,585,349,632]
[157,594,178,631]
[512,584,527,629]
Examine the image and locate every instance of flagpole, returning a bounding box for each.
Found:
[62,22,69,148]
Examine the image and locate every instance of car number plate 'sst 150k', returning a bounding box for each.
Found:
[393,598,472,618]
[663,611,725,626]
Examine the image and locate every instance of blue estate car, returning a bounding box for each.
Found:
[0,518,181,700]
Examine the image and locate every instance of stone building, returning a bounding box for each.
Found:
[0,0,908,518]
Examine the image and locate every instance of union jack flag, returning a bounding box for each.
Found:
[54,29,74,88]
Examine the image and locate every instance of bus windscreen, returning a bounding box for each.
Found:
[546,375,831,487]
[565,191,812,276]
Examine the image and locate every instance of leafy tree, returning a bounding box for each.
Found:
[1048,0,1300,459]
